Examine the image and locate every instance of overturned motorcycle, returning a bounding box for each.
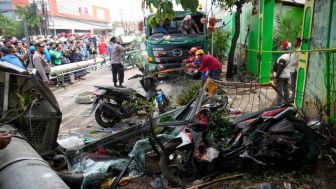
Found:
[90,64,171,128]
[158,81,319,187]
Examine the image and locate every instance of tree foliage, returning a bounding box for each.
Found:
[213,0,250,78]
[273,15,302,50]
[145,0,199,27]
[0,13,18,37]
[15,1,42,35]
[208,28,230,63]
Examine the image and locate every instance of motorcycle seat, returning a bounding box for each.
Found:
[114,87,134,93]
[232,107,280,125]
[94,86,135,94]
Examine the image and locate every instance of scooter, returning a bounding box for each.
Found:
[90,67,171,128]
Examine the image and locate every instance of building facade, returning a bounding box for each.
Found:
[0,0,112,35]
[47,0,111,35]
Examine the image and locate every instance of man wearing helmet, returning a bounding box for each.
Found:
[184,47,206,80]
[184,47,198,64]
[273,41,291,105]
[195,49,222,80]
[180,15,200,34]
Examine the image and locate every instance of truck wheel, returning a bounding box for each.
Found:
[95,107,120,128]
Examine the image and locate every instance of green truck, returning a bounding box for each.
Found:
[143,11,208,72]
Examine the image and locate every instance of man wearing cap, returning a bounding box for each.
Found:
[0,46,25,69]
[180,15,200,34]
[31,43,50,84]
[195,49,222,80]
[273,41,292,105]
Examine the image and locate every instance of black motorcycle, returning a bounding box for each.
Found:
[90,69,171,128]
[159,105,319,187]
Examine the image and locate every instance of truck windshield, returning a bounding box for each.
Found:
[148,14,204,38]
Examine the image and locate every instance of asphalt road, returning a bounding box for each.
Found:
[52,66,188,140]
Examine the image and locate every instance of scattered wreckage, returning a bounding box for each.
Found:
[0,61,319,189]
[63,80,319,188]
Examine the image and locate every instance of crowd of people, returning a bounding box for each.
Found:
[0,34,114,84]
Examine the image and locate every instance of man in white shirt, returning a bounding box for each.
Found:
[289,38,302,102]
[273,41,291,105]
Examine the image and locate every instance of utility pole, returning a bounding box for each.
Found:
[120,9,126,34]
[41,0,47,35]
[41,0,50,35]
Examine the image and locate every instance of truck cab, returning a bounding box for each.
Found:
[144,11,207,72]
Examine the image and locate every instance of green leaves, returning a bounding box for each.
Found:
[180,0,199,14]
[16,93,31,111]
[15,1,42,35]
[176,81,202,106]
[145,0,199,27]
[0,14,18,37]
[208,28,231,62]
[205,109,233,145]
[273,15,302,50]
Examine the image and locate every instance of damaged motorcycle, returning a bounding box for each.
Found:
[91,64,171,127]
[157,97,319,187]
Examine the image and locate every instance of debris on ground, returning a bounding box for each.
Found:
[75,91,95,104]
[244,182,272,189]
[95,128,117,134]
[58,79,330,188]
[57,136,85,150]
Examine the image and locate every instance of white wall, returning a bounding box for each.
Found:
[51,16,111,31]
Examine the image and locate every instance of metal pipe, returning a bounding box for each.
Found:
[50,58,104,76]
[2,73,9,117]
[325,0,334,121]
[49,64,106,79]
[0,133,69,189]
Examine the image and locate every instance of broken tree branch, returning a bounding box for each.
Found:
[186,174,243,189]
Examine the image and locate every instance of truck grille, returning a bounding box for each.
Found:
[152,44,203,66]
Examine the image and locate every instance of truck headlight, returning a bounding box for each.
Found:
[147,56,153,62]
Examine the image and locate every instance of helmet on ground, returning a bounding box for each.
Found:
[189,47,198,54]
[195,49,204,56]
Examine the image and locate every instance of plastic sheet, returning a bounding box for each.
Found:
[129,134,175,169]
[68,153,143,189]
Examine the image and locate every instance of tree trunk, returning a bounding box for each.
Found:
[226,4,243,79]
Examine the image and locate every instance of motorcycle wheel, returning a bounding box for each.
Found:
[255,121,319,167]
[160,140,196,187]
[94,107,120,128]
[285,122,319,167]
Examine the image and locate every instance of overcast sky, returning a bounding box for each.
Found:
[93,0,224,22]
[94,0,144,22]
